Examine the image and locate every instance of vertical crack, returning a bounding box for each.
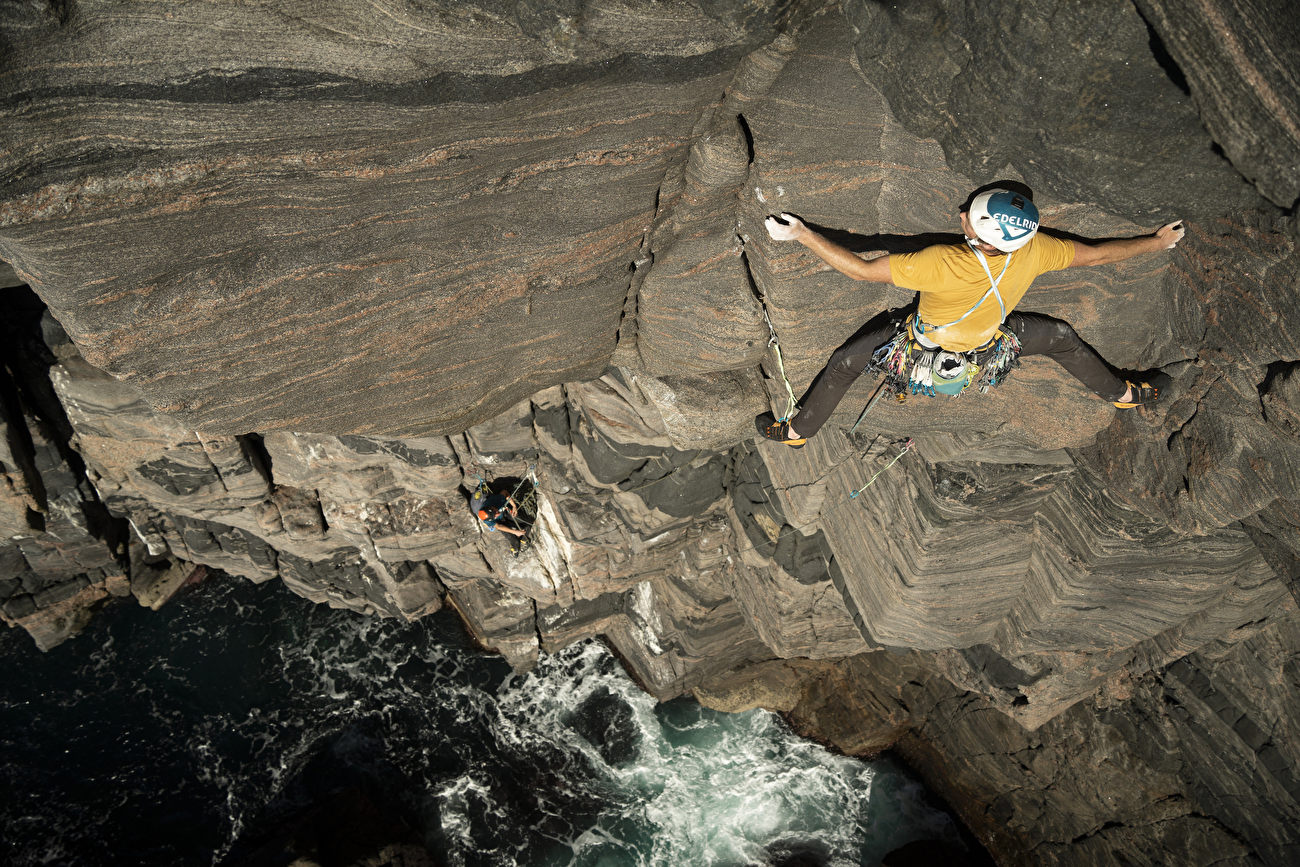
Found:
[531,597,545,654]
[736,112,755,164]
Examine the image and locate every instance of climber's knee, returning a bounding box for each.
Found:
[825,346,860,373]
[1047,318,1078,341]
[832,355,857,373]
[1014,314,1083,355]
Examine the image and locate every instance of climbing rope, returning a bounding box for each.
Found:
[470,433,913,563]
[517,436,915,561]
[762,306,799,423]
[849,438,914,499]
[740,437,915,554]
[473,463,539,524]
[507,463,536,503]
[686,436,917,562]
[848,379,889,435]
[618,450,704,495]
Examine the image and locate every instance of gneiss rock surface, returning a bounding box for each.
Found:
[3,1,1300,865]
[706,615,1300,865]
[0,292,132,649]
[0,0,804,438]
[1134,0,1300,209]
[843,0,1268,221]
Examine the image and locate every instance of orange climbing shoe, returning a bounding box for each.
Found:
[1113,373,1170,409]
[756,413,807,448]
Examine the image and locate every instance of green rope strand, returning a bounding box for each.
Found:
[849,438,914,499]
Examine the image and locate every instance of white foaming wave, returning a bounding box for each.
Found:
[436,774,505,865]
[275,607,460,703]
[494,643,765,862]
[634,729,875,866]
[568,824,640,861]
[7,802,112,867]
[492,642,664,772]
[202,707,309,863]
[87,632,117,675]
[1,575,969,867]
[482,639,963,867]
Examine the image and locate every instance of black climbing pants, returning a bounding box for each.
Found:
[789,312,1128,438]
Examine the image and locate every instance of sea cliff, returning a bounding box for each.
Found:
[2,1,1298,863]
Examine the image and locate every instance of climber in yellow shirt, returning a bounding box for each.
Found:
[758,188,1186,447]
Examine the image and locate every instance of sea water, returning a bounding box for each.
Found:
[0,574,967,866]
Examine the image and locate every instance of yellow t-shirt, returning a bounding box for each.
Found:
[889,234,1076,351]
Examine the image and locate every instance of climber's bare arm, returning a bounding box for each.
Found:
[765,214,895,285]
[1069,221,1185,268]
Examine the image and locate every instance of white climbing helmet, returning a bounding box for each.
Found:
[968,190,1040,252]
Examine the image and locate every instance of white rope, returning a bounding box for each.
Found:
[918,244,1012,343]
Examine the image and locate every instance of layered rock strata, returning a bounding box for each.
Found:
[3,1,1300,865]
[696,615,1300,865]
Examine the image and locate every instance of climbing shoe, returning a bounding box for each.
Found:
[1113,373,1170,409]
[755,413,807,448]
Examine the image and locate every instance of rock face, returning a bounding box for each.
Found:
[3,1,1300,864]
[0,0,803,438]
[1133,0,1300,209]
[843,0,1268,222]
[719,617,1300,865]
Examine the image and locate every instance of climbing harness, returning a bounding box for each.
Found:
[865,320,1022,403]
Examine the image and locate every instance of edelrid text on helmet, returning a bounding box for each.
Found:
[969,190,1040,252]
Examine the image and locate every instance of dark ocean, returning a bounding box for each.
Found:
[0,573,974,866]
